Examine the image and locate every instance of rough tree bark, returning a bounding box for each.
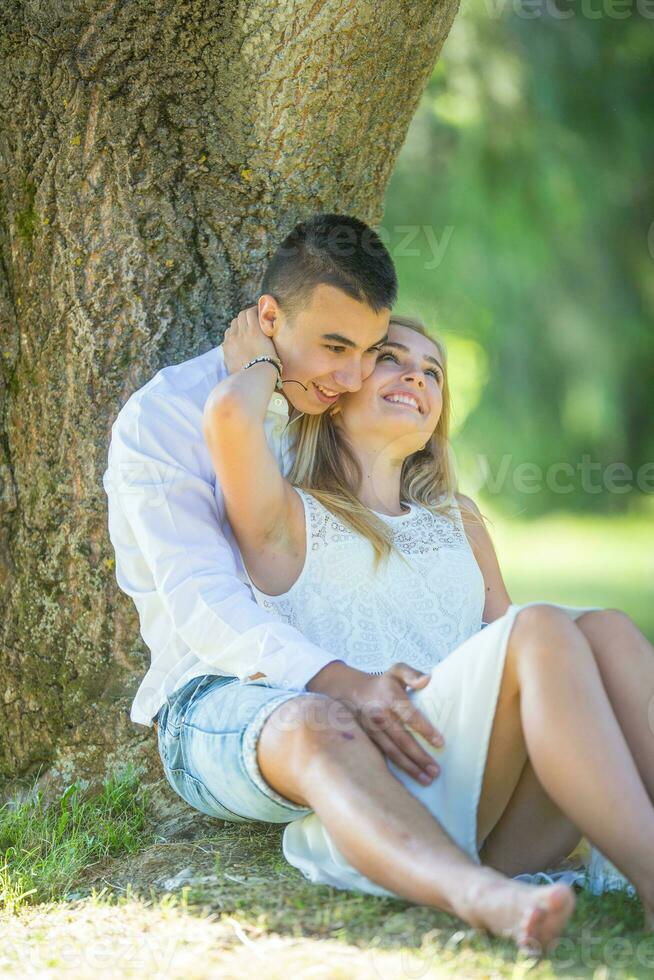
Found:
[0,0,459,794]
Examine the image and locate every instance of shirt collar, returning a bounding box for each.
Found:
[267,391,290,418]
[267,392,306,431]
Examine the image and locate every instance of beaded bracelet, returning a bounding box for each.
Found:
[243,354,284,391]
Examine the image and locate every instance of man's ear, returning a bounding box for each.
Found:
[258,294,280,338]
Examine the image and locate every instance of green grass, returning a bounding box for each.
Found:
[0,765,152,913]
[1,815,650,978]
[486,507,654,642]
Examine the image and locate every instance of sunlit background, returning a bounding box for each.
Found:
[383,0,654,638]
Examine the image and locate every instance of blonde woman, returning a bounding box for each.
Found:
[200,309,654,954]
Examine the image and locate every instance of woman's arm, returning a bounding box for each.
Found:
[456,493,512,623]
[202,360,305,591]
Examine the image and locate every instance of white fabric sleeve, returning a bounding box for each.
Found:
[103,391,342,691]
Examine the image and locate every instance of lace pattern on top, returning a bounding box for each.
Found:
[250,487,485,677]
[304,490,469,556]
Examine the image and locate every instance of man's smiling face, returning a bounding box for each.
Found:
[259,283,391,415]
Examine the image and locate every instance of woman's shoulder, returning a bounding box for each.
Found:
[454,492,484,522]
[453,492,492,555]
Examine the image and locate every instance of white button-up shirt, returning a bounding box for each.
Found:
[102,344,341,726]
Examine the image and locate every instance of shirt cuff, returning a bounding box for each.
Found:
[258,644,346,693]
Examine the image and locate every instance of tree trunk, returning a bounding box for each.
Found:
[0,0,459,793]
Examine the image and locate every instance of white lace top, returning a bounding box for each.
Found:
[247,488,486,676]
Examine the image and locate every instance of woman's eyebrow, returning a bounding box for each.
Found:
[380,340,443,371]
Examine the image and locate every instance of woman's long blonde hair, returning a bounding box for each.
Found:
[288,314,476,566]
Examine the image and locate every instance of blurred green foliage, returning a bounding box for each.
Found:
[490,505,654,640]
[383,0,654,517]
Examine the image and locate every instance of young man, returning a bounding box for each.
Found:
[103,213,481,922]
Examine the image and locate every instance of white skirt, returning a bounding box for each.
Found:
[282,602,635,898]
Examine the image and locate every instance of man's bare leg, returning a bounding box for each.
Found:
[256,691,574,954]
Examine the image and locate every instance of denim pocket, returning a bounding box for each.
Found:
[164,674,219,737]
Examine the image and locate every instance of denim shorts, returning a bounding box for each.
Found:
[156,673,322,823]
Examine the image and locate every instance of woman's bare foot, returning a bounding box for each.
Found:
[460,872,576,956]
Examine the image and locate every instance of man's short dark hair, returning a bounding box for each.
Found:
[260,213,397,318]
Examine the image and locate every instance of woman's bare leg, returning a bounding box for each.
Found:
[479,609,654,877]
[475,609,582,876]
[575,610,654,803]
[477,603,654,926]
[479,758,583,876]
[256,692,575,954]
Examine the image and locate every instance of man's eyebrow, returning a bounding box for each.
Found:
[321,332,389,350]
[321,333,357,348]
[380,340,443,371]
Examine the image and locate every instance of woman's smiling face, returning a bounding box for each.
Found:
[335,322,445,456]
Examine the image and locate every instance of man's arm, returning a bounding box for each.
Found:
[103,389,343,690]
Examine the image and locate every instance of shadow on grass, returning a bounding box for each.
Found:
[72,783,654,977]
[1,767,650,977]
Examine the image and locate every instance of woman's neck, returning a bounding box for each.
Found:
[350,444,407,516]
